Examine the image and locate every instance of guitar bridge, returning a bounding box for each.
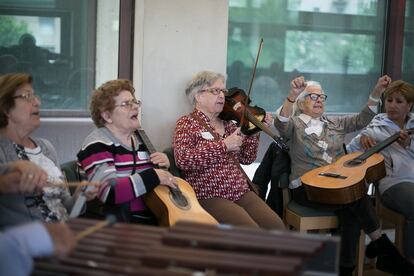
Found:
[319,172,347,179]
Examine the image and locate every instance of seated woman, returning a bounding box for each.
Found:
[274,75,414,275]
[172,70,284,230]
[77,79,176,224]
[0,162,76,276]
[0,73,97,229]
[348,80,414,264]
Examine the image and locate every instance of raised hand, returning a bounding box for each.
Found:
[373,75,392,96]
[289,76,307,99]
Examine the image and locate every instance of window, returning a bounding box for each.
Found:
[402,1,414,85]
[227,0,386,113]
[0,0,119,115]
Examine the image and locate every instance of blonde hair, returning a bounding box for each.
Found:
[383,80,414,103]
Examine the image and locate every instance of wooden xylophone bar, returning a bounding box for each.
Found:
[163,221,325,258]
[34,218,338,275]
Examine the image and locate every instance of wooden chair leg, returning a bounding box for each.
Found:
[395,225,405,255]
[355,230,365,276]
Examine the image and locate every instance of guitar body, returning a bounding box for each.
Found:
[301,152,386,204]
[144,177,218,227]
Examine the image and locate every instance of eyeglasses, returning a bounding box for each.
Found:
[114,99,142,109]
[306,93,327,102]
[199,88,228,96]
[12,92,41,103]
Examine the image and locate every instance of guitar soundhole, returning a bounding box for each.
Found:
[344,158,365,167]
[169,187,190,210]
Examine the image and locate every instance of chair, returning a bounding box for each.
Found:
[282,175,366,276]
[163,147,182,177]
[375,187,405,255]
[61,160,81,183]
[60,160,104,219]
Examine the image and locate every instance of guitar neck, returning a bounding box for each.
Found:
[136,129,157,155]
[358,127,414,161]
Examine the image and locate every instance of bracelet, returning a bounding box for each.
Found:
[286,97,296,103]
[369,95,380,103]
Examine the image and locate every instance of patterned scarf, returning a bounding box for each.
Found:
[13,143,59,222]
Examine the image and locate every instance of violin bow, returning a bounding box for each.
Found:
[241,38,264,129]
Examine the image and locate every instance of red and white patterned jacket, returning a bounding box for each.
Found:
[173,109,259,201]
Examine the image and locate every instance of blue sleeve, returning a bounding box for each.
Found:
[0,222,54,276]
[346,134,364,153]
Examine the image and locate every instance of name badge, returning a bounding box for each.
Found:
[137,151,150,160]
[201,132,214,140]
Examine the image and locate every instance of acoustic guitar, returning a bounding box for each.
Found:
[136,129,218,227]
[301,128,414,204]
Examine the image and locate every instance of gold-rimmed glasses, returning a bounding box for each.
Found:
[12,92,41,103]
[114,99,142,109]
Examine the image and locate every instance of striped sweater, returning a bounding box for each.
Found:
[77,127,160,212]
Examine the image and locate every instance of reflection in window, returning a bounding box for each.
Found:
[285,31,375,74]
[402,1,414,85]
[227,0,385,113]
[0,0,119,114]
[287,0,377,16]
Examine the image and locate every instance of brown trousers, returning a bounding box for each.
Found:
[199,191,285,230]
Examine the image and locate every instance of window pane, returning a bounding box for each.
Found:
[227,0,386,113]
[0,0,119,115]
[402,1,414,85]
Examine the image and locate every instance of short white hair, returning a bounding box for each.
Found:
[293,80,324,115]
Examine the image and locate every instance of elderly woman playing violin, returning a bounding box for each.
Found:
[77,79,176,225]
[0,73,97,230]
[173,70,284,229]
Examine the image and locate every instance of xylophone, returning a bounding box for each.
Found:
[34,218,339,275]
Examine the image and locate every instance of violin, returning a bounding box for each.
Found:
[219,87,289,151]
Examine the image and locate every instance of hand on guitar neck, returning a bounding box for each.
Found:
[150,152,171,169]
[360,130,412,150]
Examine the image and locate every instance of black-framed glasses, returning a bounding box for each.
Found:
[114,99,142,109]
[12,92,41,103]
[306,93,328,102]
[199,88,228,95]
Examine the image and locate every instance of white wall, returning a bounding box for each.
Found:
[35,0,229,163]
[136,0,229,151]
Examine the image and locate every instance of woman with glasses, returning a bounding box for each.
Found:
[77,79,176,224]
[172,70,284,230]
[0,73,97,230]
[274,75,414,275]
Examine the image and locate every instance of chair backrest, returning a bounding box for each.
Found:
[61,161,81,193]
[163,147,182,177]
